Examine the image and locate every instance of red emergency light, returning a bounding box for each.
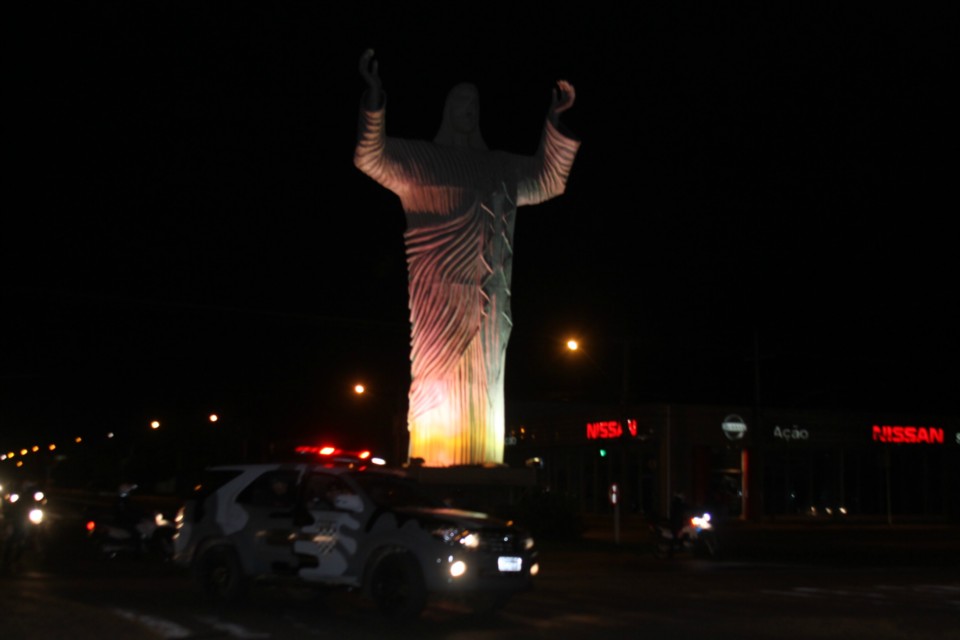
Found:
[295,445,373,460]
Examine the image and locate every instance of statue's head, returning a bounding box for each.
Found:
[434,83,488,150]
[448,83,479,134]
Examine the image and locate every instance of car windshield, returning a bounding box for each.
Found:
[349,472,442,509]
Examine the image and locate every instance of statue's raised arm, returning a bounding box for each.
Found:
[549,79,575,126]
[359,48,383,110]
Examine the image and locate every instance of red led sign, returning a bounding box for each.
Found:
[872,425,944,444]
[586,420,638,440]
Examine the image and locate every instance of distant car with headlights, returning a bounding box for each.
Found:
[172,460,538,618]
[1,481,48,572]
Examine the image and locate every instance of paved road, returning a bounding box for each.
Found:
[2,507,958,639]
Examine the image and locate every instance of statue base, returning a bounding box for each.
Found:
[405,465,538,515]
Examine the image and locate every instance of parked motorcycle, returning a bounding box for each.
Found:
[1,483,48,572]
[85,485,175,561]
[652,510,719,559]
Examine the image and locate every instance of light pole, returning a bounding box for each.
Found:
[564,335,632,522]
[350,381,406,466]
[563,331,659,518]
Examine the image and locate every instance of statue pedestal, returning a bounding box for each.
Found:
[406,465,537,515]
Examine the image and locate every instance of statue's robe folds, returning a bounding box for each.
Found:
[354,104,579,467]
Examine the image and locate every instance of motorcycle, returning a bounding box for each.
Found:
[85,486,175,561]
[1,485,48,572]
[652,510,719,559]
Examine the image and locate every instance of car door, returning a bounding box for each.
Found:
[232,468,302,575]
[293,472,365,583]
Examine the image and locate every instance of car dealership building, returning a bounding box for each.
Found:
[504,402,960,522]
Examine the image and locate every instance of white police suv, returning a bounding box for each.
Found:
[173,461,538,618]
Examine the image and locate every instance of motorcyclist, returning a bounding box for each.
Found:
[668,492,688,558]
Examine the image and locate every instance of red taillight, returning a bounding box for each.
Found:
[86,520,96,532]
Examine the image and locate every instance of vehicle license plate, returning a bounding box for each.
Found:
[498,556,522,572]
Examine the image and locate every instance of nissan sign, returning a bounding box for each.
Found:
[722,415,748,441]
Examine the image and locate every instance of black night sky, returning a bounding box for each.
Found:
[3,4,956,458]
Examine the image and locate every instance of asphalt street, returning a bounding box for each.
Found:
[2,511,957,639]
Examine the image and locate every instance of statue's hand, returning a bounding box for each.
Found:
[550,80,575,123]
[359,48,381,88]
[359,49,383,110]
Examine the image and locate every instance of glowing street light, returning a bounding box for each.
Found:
[150,420,161,430]
[209,414,219,424]
[566,338,579,352]
[353,383,366,395]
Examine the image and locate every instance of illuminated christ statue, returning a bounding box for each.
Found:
[354,49,579,466]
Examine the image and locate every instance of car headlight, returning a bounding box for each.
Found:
[522,535,535,551]
[174,506,186,529]
[29,508,44,525]
[449,560,468,578]
[432,526,480,549]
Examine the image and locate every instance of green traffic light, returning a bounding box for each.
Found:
[599,448,607,457]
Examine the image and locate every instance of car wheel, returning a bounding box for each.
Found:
[151,530,175,562]
[653,538,670,559]
[369,553,427,619]
[195,546,246,602]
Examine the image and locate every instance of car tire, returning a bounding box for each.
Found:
[151,530,175,562]
[369,552,427,619]
[653,537,670,559]
[195,545,247,602]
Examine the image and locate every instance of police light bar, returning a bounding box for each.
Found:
[295,445,373,460]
